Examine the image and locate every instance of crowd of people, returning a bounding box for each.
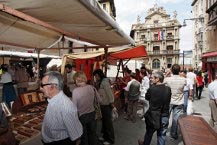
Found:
[0,63,32,108]
[1,62,216,145]
[115,64,213,145]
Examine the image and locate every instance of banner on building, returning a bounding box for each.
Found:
[158,31,161,40]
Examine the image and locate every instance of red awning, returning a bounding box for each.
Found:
[109,45,148,60]
[202,51,217,58]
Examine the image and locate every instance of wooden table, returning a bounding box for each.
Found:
[178,115,217,145]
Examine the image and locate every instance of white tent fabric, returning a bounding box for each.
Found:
[47,59,62,68]
[0,0,134,49]
[0,50,60,59]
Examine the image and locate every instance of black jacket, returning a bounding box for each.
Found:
[145,84,171,117]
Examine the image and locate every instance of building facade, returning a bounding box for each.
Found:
[131,4,181,70]
[202,0,217,82]
[98,0,116,19]
[191,0,207,70]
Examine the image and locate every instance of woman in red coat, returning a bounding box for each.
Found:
[196,71,204,99]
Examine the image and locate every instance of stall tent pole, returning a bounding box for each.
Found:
[1,47,4,64]
[37,49,40,83]
[115,60,122,81]
[104,47,108,76]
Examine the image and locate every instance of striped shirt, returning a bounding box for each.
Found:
[164,75,186,105]
[42,91,83,143]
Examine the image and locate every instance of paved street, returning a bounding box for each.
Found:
[97,87,211,145]
[23,88,211,145]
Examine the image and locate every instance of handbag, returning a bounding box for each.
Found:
[93,87,102,120]
[144,109,161,129]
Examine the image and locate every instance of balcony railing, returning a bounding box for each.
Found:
[166,35,174,40]
[147,50,180,55]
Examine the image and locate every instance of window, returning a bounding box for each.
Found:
[167,45,173,50]
[167,32,172,36]
[153,46,160,54]
[152,59,160,69]
[154,20,159,24]
[167,45,173,53]
[103,4,107,11]
[167,58,172,64]
[167,58,172,68]
[154,34,158,40]
[141,35,146,40]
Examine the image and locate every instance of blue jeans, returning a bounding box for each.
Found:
[169,104,183,139]
[143,117,169,145]
[183,91,189,113]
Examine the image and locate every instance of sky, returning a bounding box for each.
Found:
[114,0,193,52]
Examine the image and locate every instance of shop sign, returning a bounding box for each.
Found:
[207,56,217,62]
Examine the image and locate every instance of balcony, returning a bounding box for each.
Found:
[139,35,175,42]
[166,35,174,40]
[140,37,147,41]
[147,50,180,56]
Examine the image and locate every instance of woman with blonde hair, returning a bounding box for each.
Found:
[72,71,101,145]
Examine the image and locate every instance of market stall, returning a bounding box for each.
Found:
[0,0,135,144]
[60,45,148,110]
[0,50,61,100]
[109,45,148,79]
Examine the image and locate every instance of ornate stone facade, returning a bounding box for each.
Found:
[191,0,207,70]
[131,4,181,70]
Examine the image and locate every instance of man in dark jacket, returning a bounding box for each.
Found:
[140,71,171,145]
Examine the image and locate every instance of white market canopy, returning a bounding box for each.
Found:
[0,0,134,50]
[0,50,60,59]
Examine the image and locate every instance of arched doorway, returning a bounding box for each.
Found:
[152,59,160,69]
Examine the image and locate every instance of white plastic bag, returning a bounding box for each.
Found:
[187,100,194,115]
[112,107,118,121]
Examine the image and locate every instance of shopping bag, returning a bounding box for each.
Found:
[187,100,194,115]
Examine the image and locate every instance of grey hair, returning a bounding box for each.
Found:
[153,71,164,83]
[44,71,63,90]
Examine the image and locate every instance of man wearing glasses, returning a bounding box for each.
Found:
[40,71,82,145]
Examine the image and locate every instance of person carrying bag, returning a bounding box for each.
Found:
[139,71,171,145]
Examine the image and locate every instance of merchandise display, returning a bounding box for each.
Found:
[9,107,46,143]
[7,91,47,144]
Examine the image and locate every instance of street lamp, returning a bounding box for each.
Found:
[182,50,192,70]
[183,17,204,27]
[182,17,204,70]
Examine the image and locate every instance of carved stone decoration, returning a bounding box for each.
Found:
[137,15,141,23]
[173,10,177,19]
